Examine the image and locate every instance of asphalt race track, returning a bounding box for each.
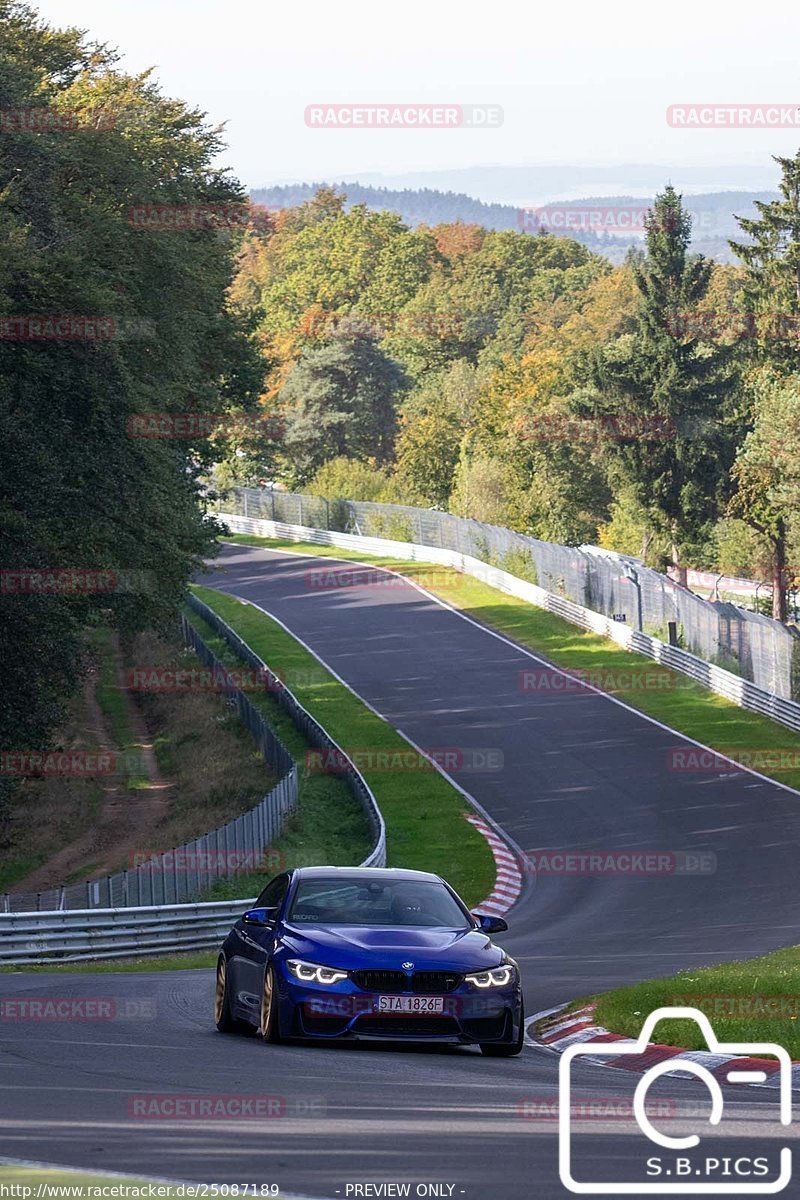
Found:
[2,542,799,1198]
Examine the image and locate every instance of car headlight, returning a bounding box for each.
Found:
[464,964,515,988]
[286,958,349,985]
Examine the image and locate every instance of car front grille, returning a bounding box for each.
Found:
[412,971,462,993]
[351,969,463,994]
[301,1012,350,1036]
[351,970,407,992]
[355,1016,460,1036]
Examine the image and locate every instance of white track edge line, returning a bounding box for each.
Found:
[223,596,528,909]
[224,544,800,801]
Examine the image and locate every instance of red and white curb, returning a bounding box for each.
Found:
[530,1001,800,1092]
[465,813,524,916]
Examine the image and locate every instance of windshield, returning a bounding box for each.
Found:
[287,877,471,928]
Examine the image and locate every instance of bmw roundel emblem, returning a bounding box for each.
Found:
[402,961,414,970]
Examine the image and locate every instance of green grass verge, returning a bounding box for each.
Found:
[0,852,48,893]
[222,535,800,794]
[588,944,800,1059]
[190,584,496,909]
[184,605,373,896]
[89,627,149,789]
[0,951,217,974]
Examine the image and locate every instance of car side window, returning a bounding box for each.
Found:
[255,873,290,912]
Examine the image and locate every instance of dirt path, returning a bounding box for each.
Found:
[12,634,174,894]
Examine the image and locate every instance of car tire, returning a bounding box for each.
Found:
[214,954,244,1033]
[480,1000,525,1057]
[259,963,282,1043]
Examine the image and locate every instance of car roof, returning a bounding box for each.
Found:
[292,866,443,883]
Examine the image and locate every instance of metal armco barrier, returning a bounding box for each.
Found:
[218,487,800,701]
[0,599,385,960]
[185,592,386,872]
[2,616,298,916]
[217,510,800,737]
[0,899,256,964]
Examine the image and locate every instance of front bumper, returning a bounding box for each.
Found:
[277,973,522,1043]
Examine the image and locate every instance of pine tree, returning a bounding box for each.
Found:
[730,151,800,366]
[279,338,408,484]
[727,155,800,617]
[587,187,738,583]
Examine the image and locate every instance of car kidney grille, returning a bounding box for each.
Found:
[352,970,407,992]
[351,969,463,993]
[412,971,462,993]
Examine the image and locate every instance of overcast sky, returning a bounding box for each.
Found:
[32,0,800,197]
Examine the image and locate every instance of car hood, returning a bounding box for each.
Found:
[278,923,506,971]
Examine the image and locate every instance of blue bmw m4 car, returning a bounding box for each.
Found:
[215,866,524,1055]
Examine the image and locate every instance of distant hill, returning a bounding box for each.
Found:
[251,182,520,229]
[249,182,776,264]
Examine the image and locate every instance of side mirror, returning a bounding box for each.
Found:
[472,912,508,934]
[242,906,277,926]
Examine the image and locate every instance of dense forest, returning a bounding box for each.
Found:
[0,2,262,767]
[225,183,800,619]
[2,0,800,779]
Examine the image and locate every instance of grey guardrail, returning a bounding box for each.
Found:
[0,899,255,964]
[186,593,386,867]
[217,511,800,736]
[0,596,386,962]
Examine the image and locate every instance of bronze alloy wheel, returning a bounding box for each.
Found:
[259,964,281,1042]
[214,956,226,1026]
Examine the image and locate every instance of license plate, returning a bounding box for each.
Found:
[377,995,445,1014]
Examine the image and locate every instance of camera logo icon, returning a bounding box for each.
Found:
[558,1006,792,1194]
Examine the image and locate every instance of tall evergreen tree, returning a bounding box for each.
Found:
[727,151,800,616]
[728,369,800,620]
[279,338,407,484]
[730,150,800,366]
[586,187,738,583]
